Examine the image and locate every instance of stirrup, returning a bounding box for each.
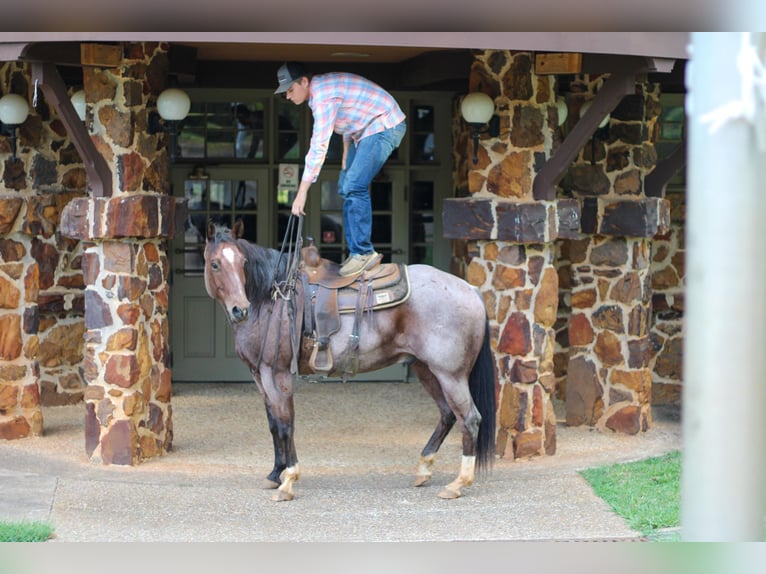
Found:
[309,343,334,373]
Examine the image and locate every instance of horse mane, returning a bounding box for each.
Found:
[209,225,287,307]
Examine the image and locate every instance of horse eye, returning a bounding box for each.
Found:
[211,261,219,270]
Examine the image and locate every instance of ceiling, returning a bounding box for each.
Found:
[182,42,452,64]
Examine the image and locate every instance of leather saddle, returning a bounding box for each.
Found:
[300,239,411,375]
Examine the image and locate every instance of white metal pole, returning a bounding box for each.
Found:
[682,32,766,541]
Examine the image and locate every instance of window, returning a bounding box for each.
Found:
[411,104,436,163]
[178,99,268,161]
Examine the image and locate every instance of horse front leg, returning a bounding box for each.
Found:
[261,370,300,502]
[263,405,286,489]
[270,406,300,502]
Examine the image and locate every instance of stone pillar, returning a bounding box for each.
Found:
[0,231,42,439]
[445,50,581,459]
[58,42,185,464]
[63,194,183,464]
[84,236,171,464]
[0,62,45,440]
[561,78,670,434]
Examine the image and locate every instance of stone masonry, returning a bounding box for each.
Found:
[445,51,580,458]
[57,42,185,464]
[1,60,88,439]
[1,44,185,466]
[446,51,670,458]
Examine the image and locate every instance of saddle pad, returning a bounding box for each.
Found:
[337,264,410,313]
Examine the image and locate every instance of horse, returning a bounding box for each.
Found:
[203,219,496,501]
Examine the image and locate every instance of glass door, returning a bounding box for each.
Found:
[170,166,270,381]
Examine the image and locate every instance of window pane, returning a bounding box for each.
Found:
[412,183,434,210]
[370,182,392,210]
[179,128,205,159]
[412,105,435,163]
[320,181,344,210]
[414,133,435,162]
[278,100,301,160]
[207,102,234,130]
[326,132,343,162]
[209,180,232,210]
[321,214,343,245]
[413,106,434,132]
[371,214,391,243]
[233,180,257,209]
[232,102,265,159]
[184,180,208,247]
[206,131,236,159]
[183,103,206,129]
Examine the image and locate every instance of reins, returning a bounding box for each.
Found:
[254,214,304,375]
[272,214,304,300]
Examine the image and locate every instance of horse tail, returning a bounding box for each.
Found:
[469,314,496,475]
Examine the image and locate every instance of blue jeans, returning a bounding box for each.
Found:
[338,121,406,256]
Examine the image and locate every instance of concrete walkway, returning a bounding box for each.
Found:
[1,381,682,542]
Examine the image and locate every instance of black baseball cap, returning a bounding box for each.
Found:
[274,62,307,94]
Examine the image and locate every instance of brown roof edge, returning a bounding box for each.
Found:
[1,32,691,60]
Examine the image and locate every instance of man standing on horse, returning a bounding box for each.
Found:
[275,62,407,276]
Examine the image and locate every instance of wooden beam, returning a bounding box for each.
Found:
[30,62,112,197]
[645,140,686,197]
[80,44,122,67]
[535,53,582,74]
[533,68,637,200]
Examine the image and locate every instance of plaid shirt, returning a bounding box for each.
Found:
[302,72,405,183]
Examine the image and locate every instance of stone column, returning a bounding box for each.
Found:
[58,42,185,464]
[561,78,671,434]
[0,229,42,439]
[445,50,581,459]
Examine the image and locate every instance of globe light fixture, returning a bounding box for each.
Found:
[460,92,500,164]
[0,93,30,161]
[149,88,191,163]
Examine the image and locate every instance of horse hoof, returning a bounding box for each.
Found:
[414,475,431,487]
[437,487,462,500]
[271,490,295,502]
[262,478,280,490]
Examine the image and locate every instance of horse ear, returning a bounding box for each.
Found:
[206,220,216,241]
[233,218,244,239]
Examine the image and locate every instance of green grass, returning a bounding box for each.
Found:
[0,520,55,542]
[580,450,681,539]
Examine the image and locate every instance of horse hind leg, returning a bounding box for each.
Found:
[426,367,482,500]
[412,362,457,487]
[438,403,481,499]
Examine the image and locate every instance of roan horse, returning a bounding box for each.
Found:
[203,219,496,501]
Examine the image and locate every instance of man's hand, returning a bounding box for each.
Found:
[291,182,310,215]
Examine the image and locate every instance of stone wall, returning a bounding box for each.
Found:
[1,44,184,462]
[1,60,88,438]
[447,51,670,455]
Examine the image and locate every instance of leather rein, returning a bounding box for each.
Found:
[253,214,304,375]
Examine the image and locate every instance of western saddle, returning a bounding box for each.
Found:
[299,238,411,376]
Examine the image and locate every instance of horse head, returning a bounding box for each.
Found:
[204,220,251,324]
